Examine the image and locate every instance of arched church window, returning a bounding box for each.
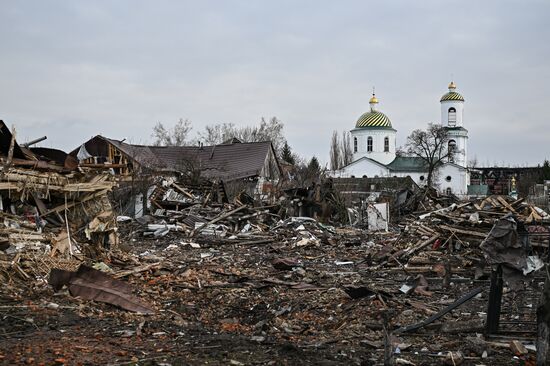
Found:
[448,140,456,163]
[446,187,452,195]
[367,136,373,152]
[384,137,389,152]
[353,137,358,153]
[448,107,456,126]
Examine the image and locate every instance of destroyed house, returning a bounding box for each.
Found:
[332,176,420,220]
[0,121,78,172]
[72,136,283,200]
[470,166,544,197]
[0,120,118,255]
[332,176,419,199]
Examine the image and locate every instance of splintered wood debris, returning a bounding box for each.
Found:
[1,178,550,364]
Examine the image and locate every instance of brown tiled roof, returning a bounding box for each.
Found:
[148,141,275,180]
[91,136,278,181]
[102,138,165,169]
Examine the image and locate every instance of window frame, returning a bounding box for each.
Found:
[367,136,373,152]
[448,139,457,163]
[448,107,457,126]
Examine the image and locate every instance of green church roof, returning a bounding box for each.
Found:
[386,157,428,172]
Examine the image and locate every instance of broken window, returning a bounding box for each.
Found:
[367,136,373,152]
[108,145,130,175]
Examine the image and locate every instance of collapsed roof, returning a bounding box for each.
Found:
[72,135,282,181]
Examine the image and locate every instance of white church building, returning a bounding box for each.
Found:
[334,82,470,196]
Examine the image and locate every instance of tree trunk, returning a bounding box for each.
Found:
[142,186,148,215]
[427,169,433,189]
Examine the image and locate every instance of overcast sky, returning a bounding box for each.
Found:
[0,1,548,167]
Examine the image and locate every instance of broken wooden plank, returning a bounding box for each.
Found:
[394,287,483,334]
[401,234,439,259]
[113,262,162,279]
[171,182,195,199]
[189,205,247,237]
[437,225,488,238]
[496,196,517,214]
[41,189,109,217]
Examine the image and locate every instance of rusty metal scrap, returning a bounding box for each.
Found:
[49,265,154,314]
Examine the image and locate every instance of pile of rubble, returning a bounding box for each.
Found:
[0,166,118,290]
[0,123,120,319]
[2,154,550,365]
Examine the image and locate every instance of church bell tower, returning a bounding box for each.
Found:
[440,81,468,167]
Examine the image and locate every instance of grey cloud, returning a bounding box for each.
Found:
[0,0,548,165]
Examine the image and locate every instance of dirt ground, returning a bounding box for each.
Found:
[0,223,541,365]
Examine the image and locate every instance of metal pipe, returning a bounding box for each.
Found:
[21,136,47,147]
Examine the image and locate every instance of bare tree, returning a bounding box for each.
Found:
[199,123,235,145]
[468,156,479,169]
[329,131,341,170]
[404,123,454,189]
[340,130,353,167]
[329,130,353,170]
[152,118,192,146]
[198,117,287,156]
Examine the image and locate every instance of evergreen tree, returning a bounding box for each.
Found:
[542,160,550,182]
[307,156,321,174]
[281,141,295,165]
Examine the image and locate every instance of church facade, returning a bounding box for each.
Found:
[334,82,470,196]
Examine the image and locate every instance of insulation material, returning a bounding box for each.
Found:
[367,202,389,231]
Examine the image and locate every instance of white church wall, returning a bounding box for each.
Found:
[343,83,470,196]
[448,132,468,167]
[351,128,396,164]
[436,164,468,196]
[388,167,469,197]
[333,158,390,178]
[441,100,464,127]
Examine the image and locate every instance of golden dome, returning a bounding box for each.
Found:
[369,94,378,104]
[448,81,456,90]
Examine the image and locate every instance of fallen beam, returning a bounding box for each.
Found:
[394,287,483,334]
[189,205,247,237]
